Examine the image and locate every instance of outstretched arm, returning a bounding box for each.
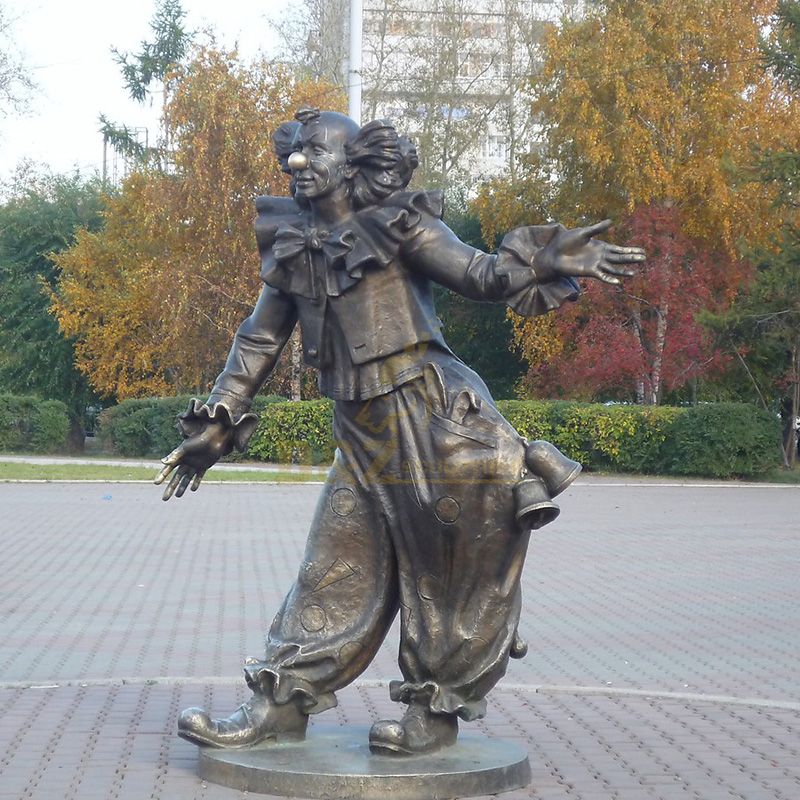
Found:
[155,285,297,500]
[402,216,643,316]
[401,218,523,302]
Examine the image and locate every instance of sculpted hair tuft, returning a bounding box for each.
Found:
[346,120,419,209]
[294,107,321,125]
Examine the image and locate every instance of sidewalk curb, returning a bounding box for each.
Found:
[4,678,798,712]
[2,477,797,489]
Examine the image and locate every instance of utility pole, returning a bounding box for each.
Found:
[102,132,108,187]
[348,0,363,124]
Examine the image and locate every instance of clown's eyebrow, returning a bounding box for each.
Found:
[302,130,330,147]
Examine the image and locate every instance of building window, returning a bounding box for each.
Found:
[482,134,508,161]
[458,50,505,79]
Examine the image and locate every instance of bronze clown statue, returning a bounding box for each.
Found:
[157,108,644,757]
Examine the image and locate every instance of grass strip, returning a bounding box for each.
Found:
[0,462,321,483]
[2,459,796,484]
[757,465,800,484]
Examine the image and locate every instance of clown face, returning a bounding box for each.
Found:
[288,114,357,201]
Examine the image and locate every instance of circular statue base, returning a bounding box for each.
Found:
[198,725,531,799]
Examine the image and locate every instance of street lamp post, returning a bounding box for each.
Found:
[348,0,363,124]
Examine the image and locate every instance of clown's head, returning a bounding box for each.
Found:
[273,107,418,209]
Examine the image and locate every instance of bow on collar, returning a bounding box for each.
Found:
[269,222,360,299]
[272,223,354,262]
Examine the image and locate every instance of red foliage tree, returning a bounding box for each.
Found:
[525,205,750,404]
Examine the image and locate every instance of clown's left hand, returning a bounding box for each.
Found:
[534,219,645,285]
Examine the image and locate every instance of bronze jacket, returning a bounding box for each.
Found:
[181,190,579,448]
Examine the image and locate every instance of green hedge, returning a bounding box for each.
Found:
[0,394,70,453]
[663,403,781,478]
[498,400,779,477]
[97,395,782,478]
[248,399,335,465]
[497,400,685,474]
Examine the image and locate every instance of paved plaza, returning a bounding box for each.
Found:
[0,477,798,799]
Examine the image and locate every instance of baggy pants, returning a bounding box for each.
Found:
[244,355,534,722]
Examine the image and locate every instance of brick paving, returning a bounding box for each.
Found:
[1,478,799,799]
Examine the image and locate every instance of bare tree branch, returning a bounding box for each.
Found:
[0,4,36,117]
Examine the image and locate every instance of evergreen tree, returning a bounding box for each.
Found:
[99,0,192,169]
[438,195,525,399]
[709,1,800,466]
[0,168,105,449]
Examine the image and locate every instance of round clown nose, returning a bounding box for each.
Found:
[287,151,309,170]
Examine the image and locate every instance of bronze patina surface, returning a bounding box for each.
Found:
[156,108,644,794]
[199,725,531,799]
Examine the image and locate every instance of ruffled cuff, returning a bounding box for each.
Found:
[389,679,487,722]
[177,397,259,453]
[243,661,337,715]
[495,225,580,317]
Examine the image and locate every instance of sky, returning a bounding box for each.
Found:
[0,0,286,183]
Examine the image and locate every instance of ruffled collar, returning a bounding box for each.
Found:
[256,190,444,299]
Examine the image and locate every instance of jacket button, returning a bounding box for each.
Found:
[308,347,318,358]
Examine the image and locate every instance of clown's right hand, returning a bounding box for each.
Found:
[155,421,233,501]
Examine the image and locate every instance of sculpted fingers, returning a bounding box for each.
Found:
[154,462,175,486]
[600,263,637,277]
[155,445,184,485]
[174,470,194,499]
[162,465,191,501]
[606,250,646,264]
[595,269,622,285]
[190,469,207,492]
[161,468,181,501]
[582,219,613,239]
[608,244,645,256]
[601,244,643,283]
[540,219,642,283]
[160,462,205,500]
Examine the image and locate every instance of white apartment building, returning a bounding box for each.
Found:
[306,0,563,185]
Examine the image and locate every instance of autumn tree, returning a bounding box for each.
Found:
[524,206,744,403]
[0,167,105,448]
[476,0,800,402]
[522,0,798,242]
[52,47,344,400]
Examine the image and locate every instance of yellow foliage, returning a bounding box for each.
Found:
[529,0,800,248]
[472,170,551,249]
[52,48,344,400]
[509,311,563,372]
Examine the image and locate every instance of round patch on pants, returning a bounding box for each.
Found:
[331,487,357,516]
[300,605,327,632]
[434,495,460,523]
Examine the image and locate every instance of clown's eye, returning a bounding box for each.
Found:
[313,145,327,155]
